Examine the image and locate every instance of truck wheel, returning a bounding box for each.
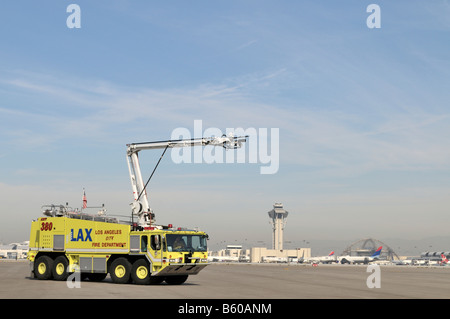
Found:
[149,276,165,285]
[35,255,53,280]
[110,258,132,284]
[165,275,188,285]
[131,259,151,285]
[52,255,69,281]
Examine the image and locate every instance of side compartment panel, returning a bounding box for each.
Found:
[130,235,140,253]
[80,257,92,272]
[53,235,65,251]
[93,257,106,273]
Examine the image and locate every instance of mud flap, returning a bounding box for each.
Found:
[153,263,209,276]
[29,261,36,279]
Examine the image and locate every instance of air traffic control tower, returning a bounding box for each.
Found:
[268,203,289,250]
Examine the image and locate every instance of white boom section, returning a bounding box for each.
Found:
[126,134,246,228]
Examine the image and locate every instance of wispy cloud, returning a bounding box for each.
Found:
[2,68,449,178]
[233,39,258,52]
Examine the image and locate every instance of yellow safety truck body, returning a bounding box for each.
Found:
[28,216,208,285]
[26,136,245,285]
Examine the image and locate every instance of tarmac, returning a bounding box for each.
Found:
[1,260,450,299]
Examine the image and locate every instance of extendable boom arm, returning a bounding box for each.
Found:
[127,135,247,155]
[126,134,247,228]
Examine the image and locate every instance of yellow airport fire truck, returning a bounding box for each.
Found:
[27,135,246,285]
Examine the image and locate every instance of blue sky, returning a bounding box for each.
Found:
[1,1,450,254]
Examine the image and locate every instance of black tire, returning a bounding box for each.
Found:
[131,259,151,285]
[52,255,69,281]
[35,255,53,280]
[109,257,132,284]
[149,276,165,285]
[165,275,188,285]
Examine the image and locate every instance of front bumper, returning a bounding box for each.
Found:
[153,263,209,276]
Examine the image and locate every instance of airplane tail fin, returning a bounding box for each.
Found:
[371,246,382,258]
[441,254,448,264]
[329,251,335,256]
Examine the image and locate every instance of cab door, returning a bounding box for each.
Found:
[140,235,148,253]
[149,234,162,269]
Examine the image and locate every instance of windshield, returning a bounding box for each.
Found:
[166,234,207,252]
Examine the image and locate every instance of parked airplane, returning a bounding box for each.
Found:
[304,251,337,264]
[392,259,412,266]
[393,255,448,266]
[412,255,449,266]
[415,259,426,265]
[338,246,382,264]
[207,256,239,262]
[261,256,288,263]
